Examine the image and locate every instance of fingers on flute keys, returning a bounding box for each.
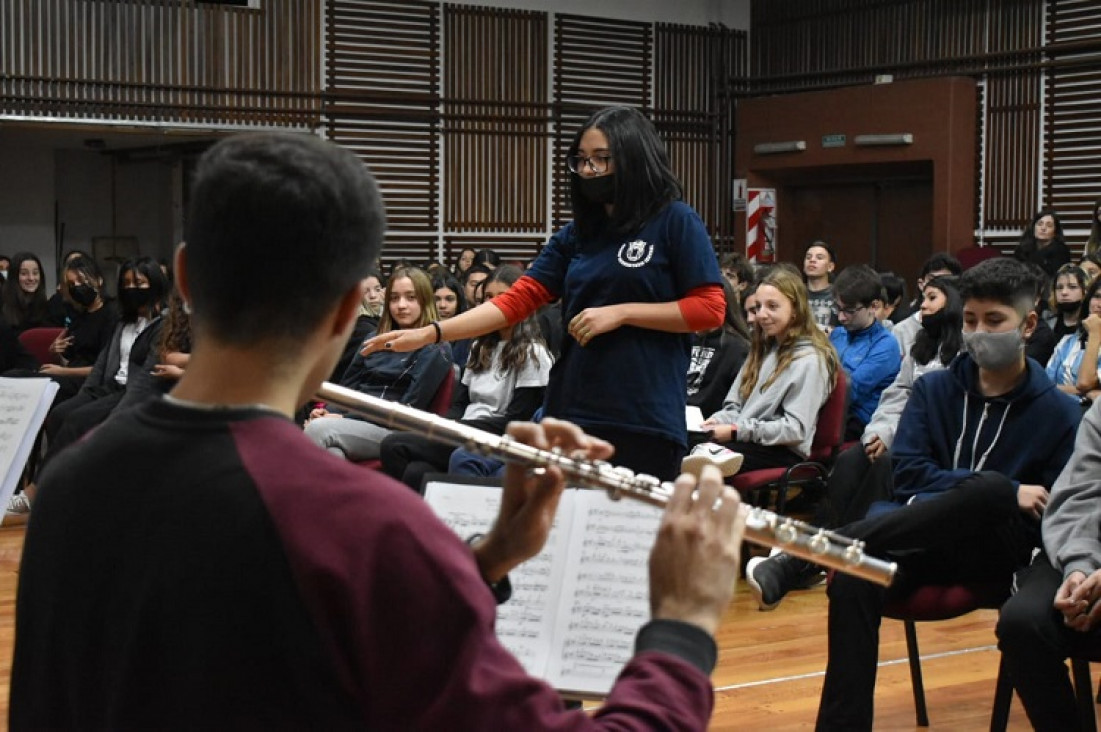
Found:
[650,466,744,635]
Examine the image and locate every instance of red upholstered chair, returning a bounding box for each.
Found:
[882,581,1010,727]
[729,370,848,513]
[18,327,64,366]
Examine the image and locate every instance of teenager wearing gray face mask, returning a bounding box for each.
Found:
[748,257,1081,731]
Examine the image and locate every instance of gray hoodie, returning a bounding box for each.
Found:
[707,337,832,458]
[1044,400,1101,578]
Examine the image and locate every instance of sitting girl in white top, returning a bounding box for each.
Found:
[692,266,839,474]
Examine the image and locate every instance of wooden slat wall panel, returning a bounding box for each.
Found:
[552,15,652,229]
[0,0,320,127]
[749,0,1048,249]
[324,0,440,244]
[443,7,547,235]
[1045,0,1101,250]
[654,23,747,250]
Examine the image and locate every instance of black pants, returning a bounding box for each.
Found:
[997,556,1101,732]
[581,425,686,483]
[816,471,1036,731]
[379,432,456,493]
[819,445,894,527]
[41,386,123,472]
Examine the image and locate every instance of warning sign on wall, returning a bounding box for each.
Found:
[746,188,776,264]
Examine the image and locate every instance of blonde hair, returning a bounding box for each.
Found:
[738,267,838,402]
[376,266,437,335]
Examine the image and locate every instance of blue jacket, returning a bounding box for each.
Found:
[338,342,453,414]
[887,353,1078,506]
[829,320,900,426]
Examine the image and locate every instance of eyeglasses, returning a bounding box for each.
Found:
[566,154,613,174]
[837,303,867,317]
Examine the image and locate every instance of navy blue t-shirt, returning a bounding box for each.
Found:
[526,201,721,446]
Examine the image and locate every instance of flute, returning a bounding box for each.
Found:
[317,382,897,587]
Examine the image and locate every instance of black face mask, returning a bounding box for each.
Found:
[577,174,616,204]
[119,287,153,313]
[1057,300,1082,314]
[69,283,97,307]
[921,309,948,338]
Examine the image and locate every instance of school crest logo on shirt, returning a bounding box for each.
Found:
[617,239,654,268]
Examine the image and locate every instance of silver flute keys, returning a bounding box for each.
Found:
[317,381,897,587]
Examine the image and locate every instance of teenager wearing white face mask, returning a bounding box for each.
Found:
[747,258,1081,731]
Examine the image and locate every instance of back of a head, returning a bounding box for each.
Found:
[959,257,1038,315]
[833,264,883,306]
[879,271,906,306]
[920,252,963,279]
[184,133,385,345]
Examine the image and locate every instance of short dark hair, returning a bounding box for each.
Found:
[569,106,681,238]
[461,264,491,286]
[832,265,883,306]
[472,249,500,269]
[959,257,1038,316]
[919,252,963,280]
[720,252,755,284]
[878,271,907,306]
[804,240,837,262]
[184,133,385,345]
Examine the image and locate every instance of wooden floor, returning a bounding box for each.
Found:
[0,524,1086,729]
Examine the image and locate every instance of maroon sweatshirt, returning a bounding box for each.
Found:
[12,399,715,730]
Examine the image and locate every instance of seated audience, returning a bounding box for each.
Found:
[1026,262,1059,367]
[720,251,754,304]
[873,271,909,325]
[304,265,452,462]
[747,258,1079,730]
[10,132,745,728]
[687,279,750,419]
[116,288,193,412]
[1080,251,1101,284]
[829,265,901,440]
[1046,275,1101,407]
[803,241,838,331]
[39,258,168,457]
[1047,263,1087,341]
[2,252,50,332]
[686,266,839,475]
[862,275,962,459]
[380,265,552,491]
[330,268,384,382]
[1014,209,1071,278]
[471,248,500,271]
[432,272,474,369]
[894,253,962,357]
[997,400,1101,731]
[462,263,491,306]
[45,249,93,326]
[452,246,476,278]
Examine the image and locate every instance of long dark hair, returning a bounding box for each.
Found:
[911,276,963,366]
[2,252,48,330]
[467,265,545,375]
[568,106,681,239]
[431,273,468,317]
[1015,209,1066,260]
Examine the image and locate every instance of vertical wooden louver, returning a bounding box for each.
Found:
[324,0,441,264]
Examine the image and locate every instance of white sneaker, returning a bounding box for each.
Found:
[681,442,744,477]
[6,493,30,515]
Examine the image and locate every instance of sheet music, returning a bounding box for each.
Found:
[423,481,575,677]
[0,378,58,506]
[545,489,662,696]
[685,405,706,432]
